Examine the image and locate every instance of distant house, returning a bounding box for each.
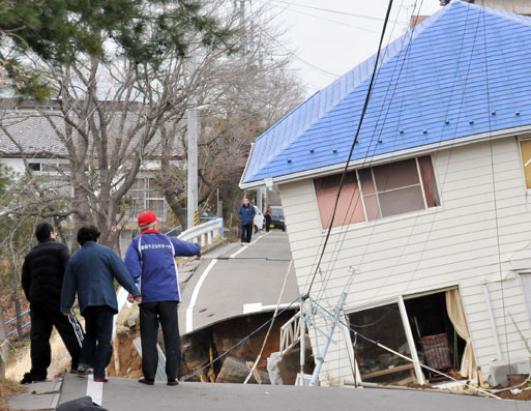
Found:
[240,1,531,385]
[0,101,172,227]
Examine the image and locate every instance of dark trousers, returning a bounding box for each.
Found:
[29,302,83,380]
[140,301,180,381]
[265,215,272,232]
[80,305,114,379]
[241,224,253,243]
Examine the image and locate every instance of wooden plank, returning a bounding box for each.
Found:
[361,363,415,380]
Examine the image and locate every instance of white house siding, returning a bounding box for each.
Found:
[278,136,531,384]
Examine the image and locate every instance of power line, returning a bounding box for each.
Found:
[314,0,414,303]
[305,0,396,297]
[265,0,381,34]
[270,0,408,24]
[252,24,340,78]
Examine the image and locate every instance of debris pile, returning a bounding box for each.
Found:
[109,306,314,384]
[107,303,142,379]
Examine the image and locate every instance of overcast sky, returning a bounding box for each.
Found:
[256,0,442,94]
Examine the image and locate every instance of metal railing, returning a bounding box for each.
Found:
[4,218,226,342]
[3,309,31,338]
[280,311,302,354]
[176,217,224,247]
[115,218,225,321]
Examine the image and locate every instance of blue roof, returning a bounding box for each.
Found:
[241,0,531,185]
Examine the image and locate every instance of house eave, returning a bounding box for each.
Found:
[240,125,531,189]
[238,142,257,189]
[0,151,69,159]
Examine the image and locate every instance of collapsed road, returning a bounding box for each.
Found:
[179,231,299,335]
[108,231,306,384]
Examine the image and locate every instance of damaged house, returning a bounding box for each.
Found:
[240,1,531,386]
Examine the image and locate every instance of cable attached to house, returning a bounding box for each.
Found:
[308,297,501,400]
[304,0,395,298]
[179,295,301,382]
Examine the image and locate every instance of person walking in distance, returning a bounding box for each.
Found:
[20,223,83,384]
[238,198,256,243]
[125,211,201,386]
[61,226,141,383]
[264,206,272,233]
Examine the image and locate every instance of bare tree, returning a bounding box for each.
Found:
[0,1,238,248]
[157,4,303,225]
[0,1,302,244]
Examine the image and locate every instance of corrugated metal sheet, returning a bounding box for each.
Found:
[242,0,531,184]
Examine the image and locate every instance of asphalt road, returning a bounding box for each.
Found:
[53,373,531,411]
[179,231,300,335]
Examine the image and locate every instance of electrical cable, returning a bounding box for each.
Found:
[309,297,501,399]
[369,3,474,302]
[265,0,381,34]
[270,0,408,24]
[314,0,418,305]
[300,4,498,386]
[180,295,301,382]
[253,25,340,78]
[243,259,293,384]
[480,5,512,371]
[304,0,396,298]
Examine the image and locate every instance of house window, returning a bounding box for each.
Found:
[314,173,364,228]
[349,303,415,385]
[314,156,439,228]
[28,162,41,171]
[372,159,425,218]
[128,177,166,221]
[519,140,531,189]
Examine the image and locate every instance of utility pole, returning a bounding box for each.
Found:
[239,0,247,55]
[187,54,199,230]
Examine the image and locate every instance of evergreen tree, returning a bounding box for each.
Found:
[0,0,234,99]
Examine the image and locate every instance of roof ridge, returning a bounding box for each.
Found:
[457,0,531,27]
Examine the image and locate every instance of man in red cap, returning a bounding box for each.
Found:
[124,211,201,386]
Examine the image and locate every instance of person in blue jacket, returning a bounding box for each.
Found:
[238,197,256,243]
[61,226,141,383]
[124,211,201,386]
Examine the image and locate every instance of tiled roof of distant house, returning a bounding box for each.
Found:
[0,106,183,158]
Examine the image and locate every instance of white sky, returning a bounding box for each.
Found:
[256,0,442,95]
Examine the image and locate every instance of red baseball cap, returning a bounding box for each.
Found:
[137,210,158,229]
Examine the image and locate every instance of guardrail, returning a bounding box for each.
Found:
[115,218,225,330]
[176,217,224,247]
[3,309,31,339]
[5,219,225,342]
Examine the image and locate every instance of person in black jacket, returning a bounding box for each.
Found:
[20,223,83,384]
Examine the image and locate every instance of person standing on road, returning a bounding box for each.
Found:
[61,226,141,383]
[125,211,201,387]
[20,223,83,384]
[238,198,256,243]
[264,206,272,233]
